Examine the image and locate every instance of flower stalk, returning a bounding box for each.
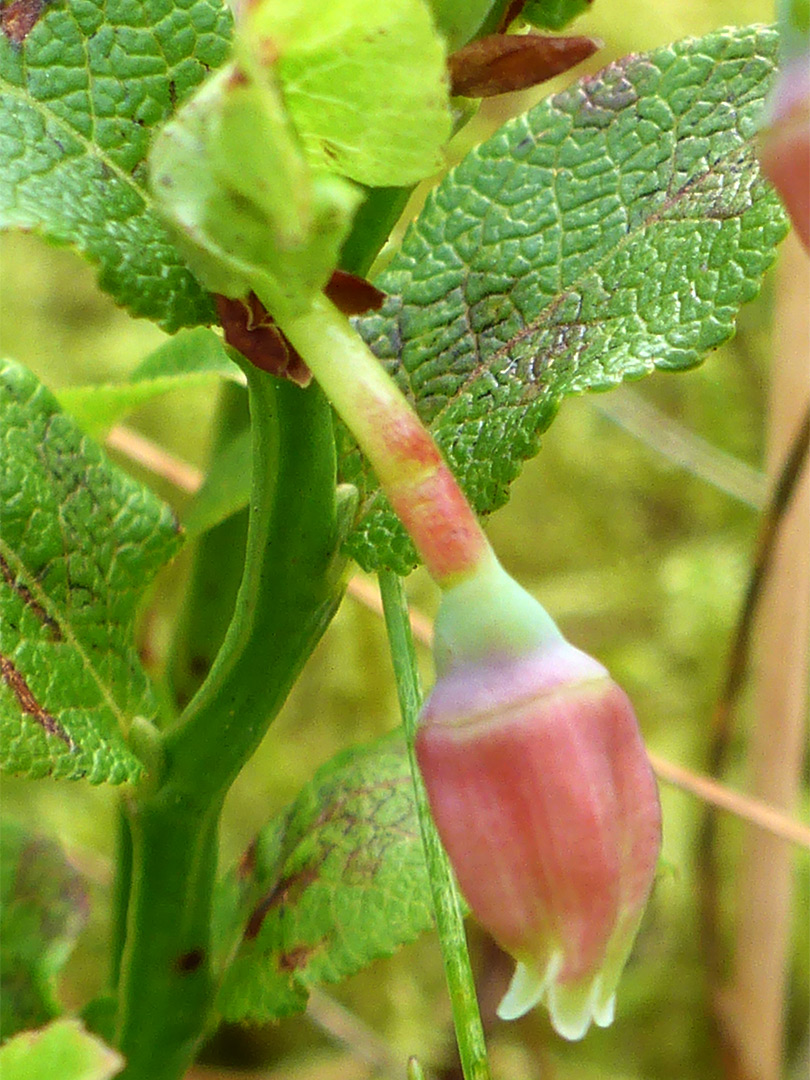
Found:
[278,292,492,589]
[379,569,491,1080]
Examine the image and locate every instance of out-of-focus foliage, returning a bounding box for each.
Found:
[0,822,89,1038]
[0,1018,123,1080]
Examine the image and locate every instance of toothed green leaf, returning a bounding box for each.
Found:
[0,0,232,330]
[218,733,433,1021]
[1,359,182,783]
[343,25,787,573]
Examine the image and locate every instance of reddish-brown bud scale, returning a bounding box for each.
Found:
[416,644,661,1039]
[448,34,599,99]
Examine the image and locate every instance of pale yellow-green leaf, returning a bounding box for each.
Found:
[0,1019,123,1080]
[245,0,452,185]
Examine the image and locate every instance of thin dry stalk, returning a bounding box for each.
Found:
[697,397,810,1018]
[718,234,810,1080]
[106,424,204,493]
[594,389,768,509]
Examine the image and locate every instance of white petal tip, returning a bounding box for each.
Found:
[496,961,546,1021]
[548,976,617,1042]
[594,992,616,1028]
[497,959,619,1040]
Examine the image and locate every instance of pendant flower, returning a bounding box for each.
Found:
[416,564,661,1040]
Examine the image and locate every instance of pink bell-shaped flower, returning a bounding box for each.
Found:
[759,54,810,251]
[758,0,810,250]
[415,560,661,1040]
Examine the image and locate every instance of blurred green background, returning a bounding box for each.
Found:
[1,0,808,1077]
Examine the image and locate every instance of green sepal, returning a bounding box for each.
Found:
[433,554,563,673]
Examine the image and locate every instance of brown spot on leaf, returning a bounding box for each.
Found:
[244,865,319,941]
[449,34,599,99]
[189,655,209,678]
[238,840,257,880]
[257,38,279,68]
[1,0,44,44]
[174,948,205,974]
[1,655,73,746]
[278,945,314,973]
[226,65,250,90]
[0,554,62,640]
[215,272,384,386]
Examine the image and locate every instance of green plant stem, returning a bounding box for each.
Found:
[112,181,439,1079]
[115,793,220,1080]
[166,179,412,715]
[109,806,132,994]
[167,379,250,712]
[339,185,413,276]
[113,370,345,1080]
[162,371,346,799]
[379,569,491,1080]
